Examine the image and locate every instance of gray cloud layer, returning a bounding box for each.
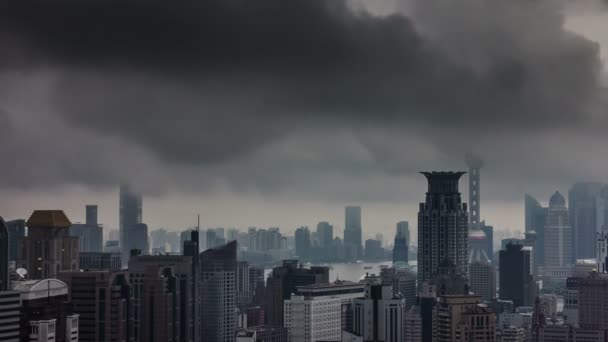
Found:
[0,0,605,202]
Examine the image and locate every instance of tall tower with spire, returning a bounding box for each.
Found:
[466,153,483,230]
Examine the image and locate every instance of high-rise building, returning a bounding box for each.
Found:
[316,222,333,248]
[352,284,405,342]
[129,255,194,342]
[499,243,534,307]
[200,241,237,342]
[596,185,608,233]
[597,233,608,273]
[0,290,21,342]
[393,231,408,264]
[344,206,362,260]
[480,223,494,263]
[404,305,422,342]
[0,218,8,291]
[364,239,383,260]
[5,219,25,262]
[71,205,103,253]
[18,210,79,279]
[418,172,469,284]
[265,260,329,326]
[285,282,364,342]
[58,270,130,342]
[380,266,416,308]
[294,227,311,260]
[468,243,496,301]
[119,184,143,262]
[183,229,200,342]
[396,221,410,245]
[78,252,122,271]
[432,295,496,342]
[85,204,98,226]
[466,153,483,230]
[130,223,149,255]
[237,261,251,305]
[577,272,608,331]
[249,265,266,306]
[569,182,603,261]
[544,191,572,268]
[525,194,546,266]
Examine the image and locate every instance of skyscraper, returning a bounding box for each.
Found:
[85,204,98,226]
[396,221,410,244]
[569,182,602,261]
[418,172,469,284]
[468,242,496,301]
[5,219,25,262]
[70,204,103,252]
[352,284,406,342]
[0,217,9,291]
[393,230,408,264]
[119,184,143,262]
[19,210,79,279]
[294,227,311,260]
[525,194,547,266]
[316,222,333,248]
[466,153,483,230]
[200,241,237,342]
[183,228,200,342]
[544,191,572,268]
[499,243,534,307]
[344,206,362,260]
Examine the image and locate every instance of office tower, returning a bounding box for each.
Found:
[206,229,219,249]
[131,223,149,255]
[525,194,546,266]
[0,218,8,291]
[597,233,608,273]
[70,223,103,252]
[433,295,496,342]
[13,278,76,342]
[78,252,122,271]
[249,265,265,306]
[499,243,534,307]
[316,222,333,260]
[265,260,329,326]
[119,184,143,262]
[183,229,200,342]
[596,185,608,233]
[544,191,572,268]
[285,282,364,342]
[237,261,251,305]
[200,241,237,342]
[364,239,383,260]
[18,210,79,279]
[393,231,408,264]
[294,227,311,260]
[469,243,496,301]
[577,272,608,331]
[569,182,603,261]
[396,221,410,243]
[129,255,194,342]
[352,284,405,342]
[5,219,25,262]
[59,270,130,342]
[0,290,21,341]
[85,204,98,225]
[418,172,469,284]
[344,206,362,260]
[466,153,483,229]
[380,266,416,308]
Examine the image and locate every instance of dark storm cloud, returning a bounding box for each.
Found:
[0,0,604,199]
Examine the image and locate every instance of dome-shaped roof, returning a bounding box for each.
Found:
[549,191,566,207]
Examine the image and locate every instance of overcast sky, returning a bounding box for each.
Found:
[1,0,607,243]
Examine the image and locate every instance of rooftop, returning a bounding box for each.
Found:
[27,210,71,228]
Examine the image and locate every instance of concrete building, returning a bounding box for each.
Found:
[129,255,194,342]
[0,218,8,291]
[380,266,416,308]
[418,172,469,284]
[5,219,25,262]
[119,184,143,263]
[18,210,79,279]
[499,243,534,308]
[0,290,21,342]
[469,241,496,301]
[569,183,603,261]
[544,191,572,268]
[78,252,122,271]
[130,223,149,256]
[344,206,362,260]
[432,295,496,342]
[70,223,103,253]
[352,284,405,342]
[577,272,608,331]
[200,241,237,342]
[58,270,130,342]
[265,260,329,326]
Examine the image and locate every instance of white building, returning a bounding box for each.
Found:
[284,282,365,342]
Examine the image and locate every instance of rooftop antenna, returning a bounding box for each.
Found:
[197,214,200,232]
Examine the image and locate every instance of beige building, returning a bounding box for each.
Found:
[18,210,79,279]
[433,295,496,342]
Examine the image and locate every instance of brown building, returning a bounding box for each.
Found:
[433,295,496,342]
[59,270,130,342]
[18,210,79,279]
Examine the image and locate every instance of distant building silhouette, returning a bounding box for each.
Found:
[344,206,362,260]
[119,184,142,263]
[294,227,311,260]
[5,219,25,262]
[569,182,602,261]
[418,172,469,284]
[468,240,496,301]
[525,194,547,267]
[499,243,535,307]
[544,191,572,268]
[466,153,483,230]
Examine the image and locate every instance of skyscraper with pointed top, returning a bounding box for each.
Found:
[418,172,469,285]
